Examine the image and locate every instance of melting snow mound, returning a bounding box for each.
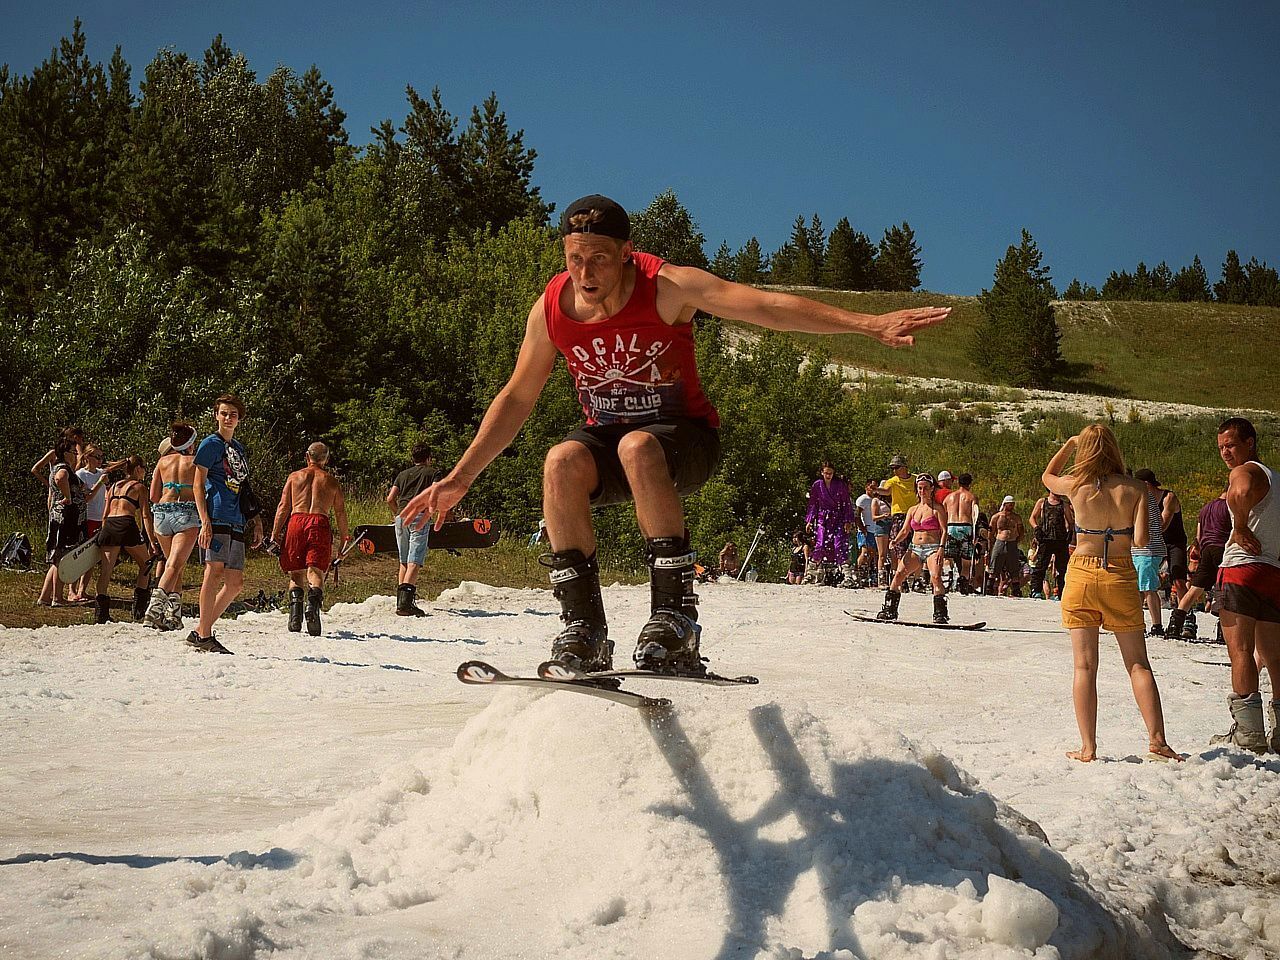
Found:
[279,691,1171,959]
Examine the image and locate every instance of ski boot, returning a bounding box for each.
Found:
[305,587,323,637]
[287,588,305,633]
[94,594,111,624]
[542,549,612,672]
[1209,693,1267,753]
[1166,608,1188,642]
[957,576,972,596]
[132,587,150,621]
[1181,613,1199,642]
[876,589,902,622]
[396,583,428,617]
[185,631,232,654]
[634,536,703,675]
[143,589,168,629]
[162,591,184,631]
[933,594,949,624]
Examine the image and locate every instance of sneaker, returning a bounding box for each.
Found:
[185,631,233,655]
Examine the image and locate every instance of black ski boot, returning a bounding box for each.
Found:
[542,549,612,672]
[1166,608,1188,642]
[305,587,323,636]
[132,587,150,621]
[957,576,972,596]
[287,588,304,632]
[876,589,901,622]
[396,583,428,617]
[1182,613,1199,642]
[634,536,703,674]
[933,594,949,624]
[94,594,111,624]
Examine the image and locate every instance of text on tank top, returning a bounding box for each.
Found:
[1222,461,1280,569]
[543,251,720,427]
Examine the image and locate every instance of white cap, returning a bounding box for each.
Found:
[158,438,172,456]
[1002,495,1015,505]
[938,470,953,481]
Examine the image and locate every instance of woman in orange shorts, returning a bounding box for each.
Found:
[1043,425,1181,762]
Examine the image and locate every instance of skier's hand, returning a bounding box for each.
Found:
[1228,526,1262,557]
[402,475,469,532]
[871,307,951,348]
[198,520,213,549]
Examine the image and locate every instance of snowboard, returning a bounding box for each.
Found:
[56,536,102,582]
[538,661,759,686]
[457,660,671,710]
[845,611,987,631]
[351,519,499,555]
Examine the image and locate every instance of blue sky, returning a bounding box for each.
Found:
[3,0,1278,294]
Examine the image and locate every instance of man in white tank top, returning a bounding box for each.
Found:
[1211,417,1280,753]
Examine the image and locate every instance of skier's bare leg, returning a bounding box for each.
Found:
[543,441,599,554]
[617,431,684,539]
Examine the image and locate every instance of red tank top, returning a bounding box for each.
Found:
[543,251,720,428]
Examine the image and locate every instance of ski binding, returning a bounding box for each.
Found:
[538,661,758,686]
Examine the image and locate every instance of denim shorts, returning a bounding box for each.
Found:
[395,515,430,565]
[153,501,199,537]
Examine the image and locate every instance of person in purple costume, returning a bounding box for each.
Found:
[806,461,854,583]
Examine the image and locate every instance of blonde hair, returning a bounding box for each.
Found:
[1068,423,1126,490]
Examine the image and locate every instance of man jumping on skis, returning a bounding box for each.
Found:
[400,195,949,675]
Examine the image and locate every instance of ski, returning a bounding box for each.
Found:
[845,611,987,631]
[456,660,671,710]
[537,661,758,686]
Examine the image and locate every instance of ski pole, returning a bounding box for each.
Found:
[738,527,766,581]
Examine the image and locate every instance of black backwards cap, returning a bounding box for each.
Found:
[559,194,631,241]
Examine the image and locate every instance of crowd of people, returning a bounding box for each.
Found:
[786,416,1278,759]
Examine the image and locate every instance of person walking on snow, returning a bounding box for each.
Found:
[399,194,949,675]
[806,461,854,585]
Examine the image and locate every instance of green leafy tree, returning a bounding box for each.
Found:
[972,229,1063,387]
[629,189,707,268]
[875,222,922,291]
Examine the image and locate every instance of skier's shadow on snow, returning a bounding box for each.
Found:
[643,704,1112,960]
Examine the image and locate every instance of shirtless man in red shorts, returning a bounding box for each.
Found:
[273,442,350,636]
[401,194,950,674]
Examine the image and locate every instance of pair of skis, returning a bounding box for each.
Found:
[457,659,758,710]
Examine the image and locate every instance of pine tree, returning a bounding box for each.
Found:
[768,242,796,284]
[1214,250,1248,303]
[709,241,736,280]
[459,92,551,231]
[1244,257,1280,307]
[629,189,708,268]
[785,214,816,285]
[820,217,876,289]
[806,213,825,282]
[875,222,922,291]
[735,237,765,284]
[1172,256,1211,302]
[972,229,1062,387]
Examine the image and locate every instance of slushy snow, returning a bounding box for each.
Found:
[2,579,1279,958]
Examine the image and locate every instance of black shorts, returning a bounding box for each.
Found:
[98,515,144,549]
[1189,545,1223,589]
[563,418,721,507]
[45,508,83,563]
[1218,563,1280,624]
[1166,543,1188,581]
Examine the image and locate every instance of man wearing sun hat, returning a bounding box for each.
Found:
[989,495,1025,596]
[399,194,951,676]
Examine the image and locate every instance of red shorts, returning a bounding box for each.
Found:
[1219,563,1280,624]
[85,520,102,537]
[280,514,332,573]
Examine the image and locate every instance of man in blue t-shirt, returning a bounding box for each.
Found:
[190,393,261,653]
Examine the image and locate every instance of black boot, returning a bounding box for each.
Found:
[94,594,111,624]
[634,536,703,674]
[1166,608,1187,641]
[132,587,150,621]
[304,587,323,636]
[933,594,949,624]
[287,588,304,633]
[542,550,611,672]
[876,589,901,621]
[396,583,428,617]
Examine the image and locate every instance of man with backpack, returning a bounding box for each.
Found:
[1029,486,1075,600]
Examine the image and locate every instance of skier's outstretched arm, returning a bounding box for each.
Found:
[659,264,950,348]
[401,297,558,530]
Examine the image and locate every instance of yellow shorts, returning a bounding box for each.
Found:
[1061,555,1145,633]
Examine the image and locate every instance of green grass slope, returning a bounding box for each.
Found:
[767,289,1280,412]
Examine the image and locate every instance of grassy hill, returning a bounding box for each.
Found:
[766,289,1280,412]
